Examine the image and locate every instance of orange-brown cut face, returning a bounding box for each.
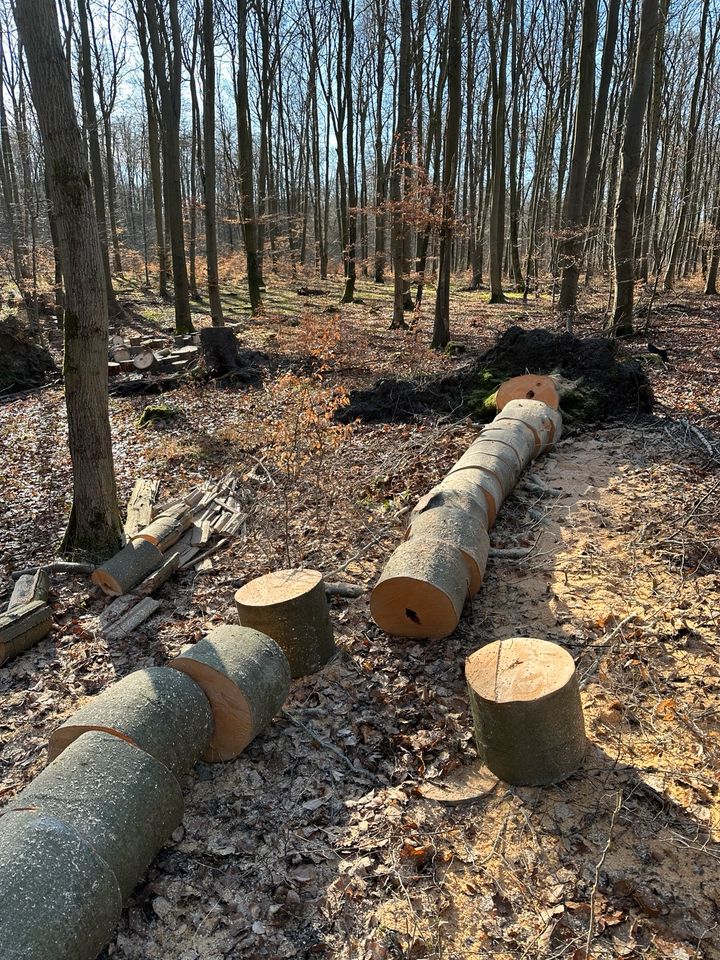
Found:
[466,637,575,703]
[171,660,252,761]
[370,577,459,638]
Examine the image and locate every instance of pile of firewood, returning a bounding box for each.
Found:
[91,472,249,639]
[108,333,200,378]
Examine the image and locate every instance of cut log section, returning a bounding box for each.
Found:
[495,374,560,411]
[465,637,586,785]
[91,538,164,596]
[8,568,50,610]
[11,731,184,900]
[234,569,335,678]
[495,399,563,456]
[111,347,132,362]
[169,625,291,761]
[370,539,470,639]
[406,507,490,595]
[469,435,525,471]
[0,810,122,960]
[124,477,161,536]
[132,552,180,596]
[0,600,52,666]
[410,485,489,530]
[130,510,193,551]
[435,471,502,527]
[448,447,520,498]
[48,666,214,779]
[479,420,537,465]
[132,349,156,371]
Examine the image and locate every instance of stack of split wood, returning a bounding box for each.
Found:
[0,568,52,666]
[91,472,249,638]
[371,378,562,639]
[0,624,291,960]
[108,332,200,378]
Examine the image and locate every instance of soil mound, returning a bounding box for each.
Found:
[338,326,653,424]
[0,315,56,397]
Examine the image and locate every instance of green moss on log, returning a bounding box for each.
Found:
[136,403,179,428]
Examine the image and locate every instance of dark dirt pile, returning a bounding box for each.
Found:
[338,326,653,424]
[0,315,56,397]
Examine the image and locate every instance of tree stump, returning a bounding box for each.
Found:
[11,731,184,900]
[48,666,214,778]
[169,625,291,761]
[0,810,122,960]
[200,326,240,378]
[91,538,164,596]
[370,539,470,639]
[410,485,489,530]
[406,507,490,594]
[495,399,562,456]
[495,374,560,411]
[234,569,334,678]
[465,637,586,785]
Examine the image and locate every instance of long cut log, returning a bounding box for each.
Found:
[466,637,586,785]
[169,625,291,761]
[234,569,335,678]
[48,666,214,778]
[8,568,50,610]
[370,539,470,639]
[10,731,184,900]
[494,398,562,456]
[406,508,490,594]
[0,810,122,960]
[410,485,489,530]
[91,539,164,596]
[435,471,503,527]
[0,600,52,665]
[479,421,537,465]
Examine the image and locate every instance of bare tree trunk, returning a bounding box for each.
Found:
[487,0,511,304]
[16,0,121,559]
[202,0,224,325]
[391,0,411,327]
[610,0,659,335]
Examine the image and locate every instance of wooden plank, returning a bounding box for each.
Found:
[8,569,50,611]
[124,479,161,536]
[99,595,139,631]
[104,598,162,642]
[0,600,52,665]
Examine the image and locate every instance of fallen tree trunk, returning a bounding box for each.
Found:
[0,599,52,665]
[11,731,184,900]
[494,398,562,456]
[406,508,490,595]
[466,637,586,785]
[91,539,164,596]
[235,569,335,678]
[8,568,49,610]
[495,374,560,411]
[478,420,537,465]
[370,539,470,638]
[170,625,291,761]
[410,485,489,530]
[0,810,122,960]
[48,666,214,778]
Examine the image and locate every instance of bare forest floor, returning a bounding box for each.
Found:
[1,268,719,960]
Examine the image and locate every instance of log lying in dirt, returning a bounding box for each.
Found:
[465,637,586,785]
[370,539,470,638]
[235,569,335,678]
[406,508,490,595]
[8,567,49,610]
[434,470,502,527]
[169,625,291,761]
[410,484,489,530]
[449,444,522,498]
[0,599,53,665]
[132,349,156,372]
[130,510,193,551]
[103,597,162,640]
[48,666,214,779]
[91,538,164,596]
[0,809,122,960]
[479,420,537,465]
[494,398,562,457]
[10,731,184,900]
[495,374,560,411]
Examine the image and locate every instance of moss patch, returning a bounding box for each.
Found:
[136,403,179,428]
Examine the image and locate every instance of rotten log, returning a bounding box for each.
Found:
[235,568,335,678]
[169,625,290,761]
[466,637,586,785]
[48,666,214,779]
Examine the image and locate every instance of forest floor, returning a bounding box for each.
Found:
[1,269,719,960]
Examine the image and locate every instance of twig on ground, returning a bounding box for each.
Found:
[586,791,623,957]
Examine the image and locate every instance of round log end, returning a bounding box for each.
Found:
[466,637,586,785]
[235,568,323,606]
[496,374,560,411]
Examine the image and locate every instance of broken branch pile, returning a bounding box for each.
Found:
[370,393,562,638]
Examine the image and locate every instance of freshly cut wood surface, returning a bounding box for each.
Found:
[235,569,335,677]
[406,507,490,594]
[8,568,50,610]
[410,485,489,530]
[170,625,291,761]
[130,510,193,551]
[12,731,184,900]
[466,637,586,785]
[495,399,562,455]
[0,810,122,960]
[370,539,469,639]
[48,666,214,778]
[91,538,164,596]
[132,349,156,371]
[496,374,560,411]
[0,600,52,666]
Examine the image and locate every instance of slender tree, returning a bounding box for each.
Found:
[201,0,224,324]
